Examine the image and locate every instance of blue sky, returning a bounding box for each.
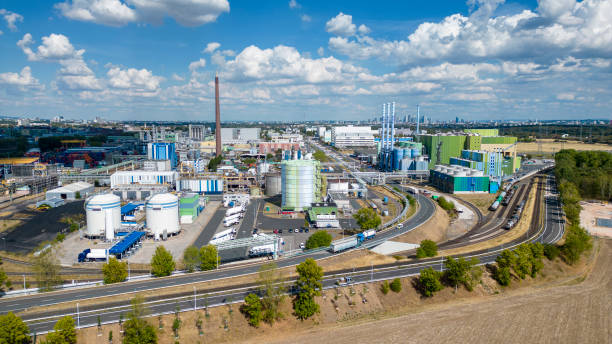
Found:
[0,0,610,122]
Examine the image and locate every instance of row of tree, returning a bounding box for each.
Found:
[417,256,481,297]
[555,149,612,201]
[0,313,75,344]
[102,245,221,284]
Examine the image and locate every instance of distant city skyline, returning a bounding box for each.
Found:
[0,0,611,121]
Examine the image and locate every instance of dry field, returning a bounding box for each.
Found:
[517,139,611,155]
[71,239,609,344]
[393,204,450,244]
[579,201,612,239]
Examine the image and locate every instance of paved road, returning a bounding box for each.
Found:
[21,178,563,334]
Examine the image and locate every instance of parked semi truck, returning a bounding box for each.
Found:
[226,205,245,217]
[248,243,276,257]
[78,248,108,262]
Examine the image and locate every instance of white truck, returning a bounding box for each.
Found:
[78,248,108,262]
[223,213,241,227]
[248,243,276,257]
[226,205,245,217]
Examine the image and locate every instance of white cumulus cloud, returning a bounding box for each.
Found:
[203,42,221,54]
[188,58,206,72]
[0,9,23,31]
[55,0,230,27]
[0,66,42,89]
[326,12,356,36]
[107,66,164,95]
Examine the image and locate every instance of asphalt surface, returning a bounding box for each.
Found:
[19,178,563,335]
[191,207,224,248]
[1,200,85,254]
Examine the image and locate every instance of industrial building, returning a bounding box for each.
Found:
[331,126,376,148]
[46,181,94,200]
[143,160,172,172]
[179,193,202,224]
[177,178,223,194]
[307,202,340,228]
[110,170,178,188]
[147,142,177,167]
[258,142,300,154]
[430,165,498,194]
[450,149,519,178]
[281,159,321,211]
[221,128,261,144]
[417,131,519,170]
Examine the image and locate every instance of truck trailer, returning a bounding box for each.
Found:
[78,248,108,262]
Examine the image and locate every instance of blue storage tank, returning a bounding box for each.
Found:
[403,148,410,159]
[393,148,403,171]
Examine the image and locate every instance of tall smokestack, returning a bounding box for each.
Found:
[215,72,222,157]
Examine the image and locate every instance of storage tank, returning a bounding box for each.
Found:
[257,162,270,175]
[281,160,318,211]
[393,148,403,171]
[146,193,180,240]
[265,172,282,196]
[85,194,121,239]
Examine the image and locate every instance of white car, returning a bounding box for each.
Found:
[299,243,305,249]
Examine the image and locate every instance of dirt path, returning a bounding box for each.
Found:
[268,240,612,344]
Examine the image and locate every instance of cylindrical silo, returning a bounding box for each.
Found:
[85,194,121,239]
[281,160,317,211]
[146,193,180,240]
[393,148,403,171]
[265,172,282,196]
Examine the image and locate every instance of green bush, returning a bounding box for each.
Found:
[494,266,511,286]
[543,244,560,260]
[380,281,390,295]
[390,278,402,293]
[437,196,455,212]
[416,240,437,258]
[241,293,263,327]
[418,267,443,297]
[55,233,66,242]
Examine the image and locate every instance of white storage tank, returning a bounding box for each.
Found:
[146,193,180,240]
[85,194,121,239]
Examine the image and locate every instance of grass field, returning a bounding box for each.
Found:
[517,139,611,155]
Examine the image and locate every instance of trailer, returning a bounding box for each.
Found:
[248,243,276,257]
[330,236,362,253]
[405,186,418,194]
[226,205,245,217]
[359,229,376,241]
[78,248,108,262]
[210,228,236,244]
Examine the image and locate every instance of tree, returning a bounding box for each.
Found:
[418,267,443,297]
[390,278,402,293]
[495,266,512,286]
[199,245,219,271]
[33,249,62,292]
[75,191,81,199]
[0,312,30,344]
[353,208,381,231]
[0,266,7,291]
[416,240,437,258]
[122,296,157,344]
[102,257,128,284]
[444,256,479,292]
[241,293,263,327]
[437,196,455,213]
[172,317,181,338]
[44,316,76,344]
[293,258,323,320]
[562,224,592,265]
[150,246,175,277]
[513,244,533,279]
[312,150,328,162]
[257,262,285,324]
[182,246,200,273]
[305,231,332,250]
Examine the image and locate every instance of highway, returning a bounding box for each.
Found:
[18,172,563,334]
